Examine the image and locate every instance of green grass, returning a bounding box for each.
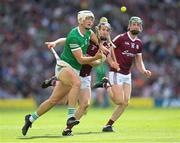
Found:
[0,107,180,143]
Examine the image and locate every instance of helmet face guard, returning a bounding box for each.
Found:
[97,22,111,32]
[128,16,143,34]
[95,17,112,41]
[129,16,143,25]
[77,10,95,24]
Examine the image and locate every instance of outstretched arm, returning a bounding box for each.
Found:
[45,38,66,49]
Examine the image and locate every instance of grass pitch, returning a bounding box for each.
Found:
[0,107,180,143]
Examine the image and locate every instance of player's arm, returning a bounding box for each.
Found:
[135,54,151,78]
[106,54,120,71]
[69,36,103,64]
[45,38,66,49]
[106,34,125,71]
[72,49,102,65]
[89,60,101,67]
[88,52,107,67]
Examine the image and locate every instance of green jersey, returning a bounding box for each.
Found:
[60,27,92,70]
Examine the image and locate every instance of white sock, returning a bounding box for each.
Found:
[29,112,39,123]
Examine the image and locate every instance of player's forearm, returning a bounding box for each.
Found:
[106,56,114,66]
[89,60,101,67]
[135,54,146,73]
[78,56,100,65]
[136,60,146,74]
[54,38,66,46]
[106,56,120,71]
[138,65,146,74]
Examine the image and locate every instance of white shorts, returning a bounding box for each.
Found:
[55,60,80,80]
[80,76,91,89]
[109,72,131,85]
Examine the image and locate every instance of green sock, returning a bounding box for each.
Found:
[29,112,39,123]
[68,107,75,118]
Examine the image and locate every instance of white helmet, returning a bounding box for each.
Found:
[77,10,95,24]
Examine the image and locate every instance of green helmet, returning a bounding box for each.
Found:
[129,16,143,25]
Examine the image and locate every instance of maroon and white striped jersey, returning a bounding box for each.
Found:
[110,32,142,75]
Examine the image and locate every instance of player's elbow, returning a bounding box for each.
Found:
[75,57,84,64]
[77,58,85,64]
[77,57,89,65]
[115,100,129,107]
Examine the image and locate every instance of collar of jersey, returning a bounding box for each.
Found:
[127,31,137,42]
[77,26,84,37]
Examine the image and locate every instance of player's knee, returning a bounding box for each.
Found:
[123,101,129,107]
[114,100,124,105]
[116,100,129,107]
[72,78,81,87]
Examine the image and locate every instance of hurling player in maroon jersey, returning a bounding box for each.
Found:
[99,16,151,132]
[41,17,119,136]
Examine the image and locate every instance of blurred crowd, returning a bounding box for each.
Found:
[0,0,179,106]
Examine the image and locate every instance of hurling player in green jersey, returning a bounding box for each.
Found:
[22,10,108,136]
[41,17,120,136]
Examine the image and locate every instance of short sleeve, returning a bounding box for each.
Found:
[112,34,122,48]
[137,41,142,54]
[68,37,81,51]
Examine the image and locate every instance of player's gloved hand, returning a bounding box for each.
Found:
[45,42,56,49]
[143,70,151,78]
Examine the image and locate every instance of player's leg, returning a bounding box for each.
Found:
[102,84,125,132]
[62,88,91,136]
[22,81,70,136]
[62,76,91,136]
[108,84,131,121]
[41,66,81,122]
[123,83,132,107]
[35,66,80,118]
[103,73,132,132]
[75,76,91,120]
[22,66,80,136]
[75,88,91,119]
[57,67,81,126]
